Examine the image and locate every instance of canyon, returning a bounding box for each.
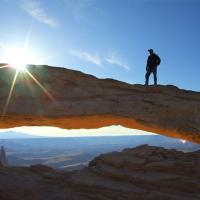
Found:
[0,145,200,200]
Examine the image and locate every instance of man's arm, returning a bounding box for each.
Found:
[146,57,150,71]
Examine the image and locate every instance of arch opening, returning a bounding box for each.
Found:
[0,125,199,170]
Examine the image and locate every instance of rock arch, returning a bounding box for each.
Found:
[0,64,199,143]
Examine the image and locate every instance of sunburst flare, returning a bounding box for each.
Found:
[2,70,19,116]
[24,68,55,101]
[0,25,57,116]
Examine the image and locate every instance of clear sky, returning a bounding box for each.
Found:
[0,0,199,91]
[0,0,199,138]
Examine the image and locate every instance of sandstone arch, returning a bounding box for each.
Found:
[0,64,199,143]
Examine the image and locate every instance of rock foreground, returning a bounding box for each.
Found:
[0,64,200,143]
[0,145,200,200]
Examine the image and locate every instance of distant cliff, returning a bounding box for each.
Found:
[0,146,8,166]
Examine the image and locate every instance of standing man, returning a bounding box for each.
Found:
[145,49,161,85]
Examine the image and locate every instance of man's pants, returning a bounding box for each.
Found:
[145,67,157,85]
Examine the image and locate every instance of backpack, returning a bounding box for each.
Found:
[156,55,161,66]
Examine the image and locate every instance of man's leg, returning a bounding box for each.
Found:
[152,68,157,85]
[145,69,151,85]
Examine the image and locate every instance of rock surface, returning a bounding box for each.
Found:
[0,146,8,166]
[0,64,199,143]
[0,145,200,200]
[70,145,200,199]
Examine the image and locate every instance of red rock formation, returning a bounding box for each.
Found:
[0,145,200,199]
[69,145,200,199]
[0,64,199,143]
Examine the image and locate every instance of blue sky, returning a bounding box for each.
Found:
[0,0,200,91]
[0,0,198,138]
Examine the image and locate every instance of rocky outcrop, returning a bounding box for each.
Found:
[0,146,8,166]
[0,145,200,199]
[69,145,200,199]
[0,64,200,143]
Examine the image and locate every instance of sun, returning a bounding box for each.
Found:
[4,46,38,71]
[0,36,55,116]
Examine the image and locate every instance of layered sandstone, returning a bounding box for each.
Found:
[0,64,199,143]
[0,145,200,200]
[69,145,200,199]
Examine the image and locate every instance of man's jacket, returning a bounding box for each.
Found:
[147,53,161,69]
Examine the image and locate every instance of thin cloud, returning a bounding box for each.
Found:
[20,0,59,27]
[61,0,98,24]
[69,49,102,66]
[105,50,130,70]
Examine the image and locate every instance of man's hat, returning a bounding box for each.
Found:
[148,49,154,53]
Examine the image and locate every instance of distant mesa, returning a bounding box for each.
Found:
[0,64,199,143]
[0,131,44,139]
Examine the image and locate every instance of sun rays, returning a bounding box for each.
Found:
[24,68,55,101]
[0,65,9,69]
[0,64,56,116]
[2,70,19,116]
[4,47,32,71]
[0,41,56,116]
[0,63,56,116]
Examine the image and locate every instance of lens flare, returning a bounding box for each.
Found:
[4,47,37,71]
[2,70,19,116]
[25,68,55,101]
[0,25,57,117]
[0,65,9,69]
[180,139,186,144]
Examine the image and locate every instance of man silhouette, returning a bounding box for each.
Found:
[145,49,161,85]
